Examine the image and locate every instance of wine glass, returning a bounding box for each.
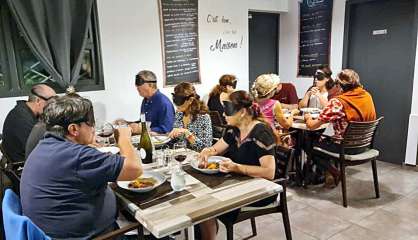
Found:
[95,122,114,146]
[173,142,187,169]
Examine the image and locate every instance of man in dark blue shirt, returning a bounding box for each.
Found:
[20,95,142,239]
[130,70,175,134]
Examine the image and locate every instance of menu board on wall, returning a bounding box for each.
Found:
[298,0,333,77]
[159,0,200,86]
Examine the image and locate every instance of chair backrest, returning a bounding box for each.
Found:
[209,111,225,127]
[0,143,23,194]
[342,117,383,150]
[2,189,51,240]
[275,145,295,180]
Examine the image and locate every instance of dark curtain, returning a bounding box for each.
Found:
[7,0,94,89]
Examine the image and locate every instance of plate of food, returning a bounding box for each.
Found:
[96,146,120,154]
[117,171,166,193]
[300,107,321,115]
[191,156,225,174]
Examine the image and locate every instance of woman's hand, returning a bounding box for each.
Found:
[168,128,188,139]
[198,147,216,168]
[310,87,320,96]
[219,159,238,173]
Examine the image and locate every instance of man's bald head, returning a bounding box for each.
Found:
[28,84,56,102]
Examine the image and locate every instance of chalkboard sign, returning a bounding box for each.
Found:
[159,0,201,86]
[298,0,333,77]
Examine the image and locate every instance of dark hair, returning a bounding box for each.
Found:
[174,82,208,121]
[318,65,332,77]
[228,90,267,123]
[43,95,95,137]
[325,78,336,90]
[209,74,237,97]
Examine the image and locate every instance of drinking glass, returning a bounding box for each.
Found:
[173,142,187,169]
[95,122,114,145]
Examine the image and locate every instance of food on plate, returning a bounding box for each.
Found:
[128,177,157,189]
[199,162,219,170]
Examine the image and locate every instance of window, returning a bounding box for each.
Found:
[0,1,104,98]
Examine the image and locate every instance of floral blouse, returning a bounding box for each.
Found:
[173,112,212,151]
[318,98,349,139]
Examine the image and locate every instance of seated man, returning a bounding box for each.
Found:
[129,70,175,134]
[305,69,376,186]
[2,84,56,163]
[272,82,299,110]
[20,95,142,239]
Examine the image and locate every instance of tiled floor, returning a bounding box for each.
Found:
[215,161,418,240]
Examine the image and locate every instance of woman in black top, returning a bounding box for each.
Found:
[198,90,277,240]
[207,74,237,124]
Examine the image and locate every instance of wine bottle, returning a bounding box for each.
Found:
[138,114,153,164]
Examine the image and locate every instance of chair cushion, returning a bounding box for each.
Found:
[313,147,379,161]
[241,201,279,212]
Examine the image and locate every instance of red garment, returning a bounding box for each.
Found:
[319,98,348,139]
[272,83,299,105]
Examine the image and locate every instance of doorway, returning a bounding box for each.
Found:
[248,12,279,89]
[343,0,417,164]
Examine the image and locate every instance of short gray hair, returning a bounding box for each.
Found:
[43,95,95,137]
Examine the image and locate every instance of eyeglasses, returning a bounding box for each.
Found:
[31,89,53,101]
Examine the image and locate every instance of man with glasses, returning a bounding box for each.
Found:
[2,83,56,162]
[20,95,142,238]
[128,70,175,134]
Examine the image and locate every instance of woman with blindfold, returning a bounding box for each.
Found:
[197,91,277,240]
[207,74,237,124]
[168,82,212,151]
[299,65,333,109]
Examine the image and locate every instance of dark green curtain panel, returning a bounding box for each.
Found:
[7,0,94,89]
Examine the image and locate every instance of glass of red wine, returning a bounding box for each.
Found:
[173,142,187,170]
[95,122,114,146]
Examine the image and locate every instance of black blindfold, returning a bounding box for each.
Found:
[222,101,240,116]
[172,94,192,106]
[135,75,157,86]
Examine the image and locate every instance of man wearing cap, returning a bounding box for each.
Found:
[2,84,56,162]
[130,70,175,134]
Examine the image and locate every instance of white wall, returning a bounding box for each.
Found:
[0,0,288,128]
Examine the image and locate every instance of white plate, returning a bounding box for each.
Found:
[152,135,171,146]
[97,146,120,154]
[300,107,321,114]
[117,171,167,193]
[191,156,225,174]
[131,135,171,147]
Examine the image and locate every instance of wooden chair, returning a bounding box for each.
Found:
[312,117,383,207]
[209,111,227,141]
[219,145,294,240]
[0,143,24,195]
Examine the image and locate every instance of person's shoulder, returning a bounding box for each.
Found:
[252,123,275,142]
[283,83,296,89]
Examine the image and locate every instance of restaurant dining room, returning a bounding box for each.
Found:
[1,0,418,239]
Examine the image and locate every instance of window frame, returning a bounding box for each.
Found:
[0,0,104,98]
